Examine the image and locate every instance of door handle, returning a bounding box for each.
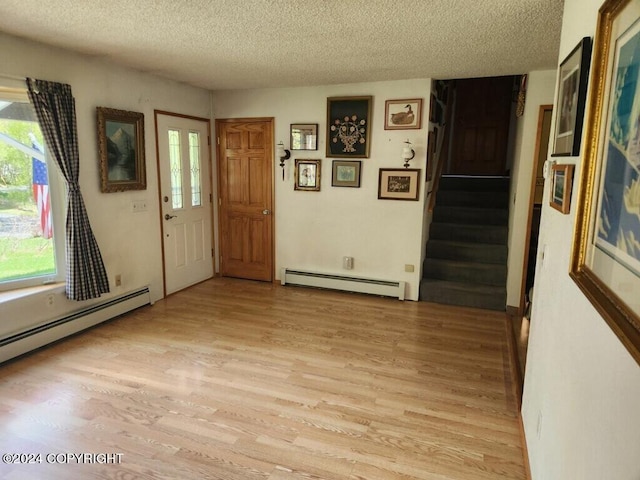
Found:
[262,209,271,215]
[165,214,177,220]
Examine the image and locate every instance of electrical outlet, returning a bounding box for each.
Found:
[405,264,415,273]
[46,294,54,307]
[115,274,122,286]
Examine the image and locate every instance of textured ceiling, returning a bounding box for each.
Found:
[0,0,564,91]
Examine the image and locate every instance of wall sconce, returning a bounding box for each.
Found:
[402,140,415,168]
[276,141,291,180]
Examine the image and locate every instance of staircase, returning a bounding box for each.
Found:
[420,176,510,311]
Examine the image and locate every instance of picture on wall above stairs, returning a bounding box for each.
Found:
[421,175,510,311]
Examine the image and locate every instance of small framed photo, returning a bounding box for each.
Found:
[550,163,574,214]
[290,123,318,150]
[378,168,421,201]
[384,98,423,130]
[295,159,321,191]
[552,37,592,156]
[332,160,361,187]
[97,107,146,193]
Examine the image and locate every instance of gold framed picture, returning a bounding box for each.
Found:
[294,159,321,191]
[97,107,146,193]
[570,0,640,365]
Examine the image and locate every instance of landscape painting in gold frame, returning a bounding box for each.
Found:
[570,0,640,365]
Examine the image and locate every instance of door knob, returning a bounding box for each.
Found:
[262,209,271,215]
[165,214,177,220]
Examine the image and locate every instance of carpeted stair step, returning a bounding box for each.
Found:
[423,258,507,286]
[426,239,508,264]
[436,190,509,208]
[430,222,508,245]
[433,205,508,226]
[438,176,510,192]
[420,279,506,311]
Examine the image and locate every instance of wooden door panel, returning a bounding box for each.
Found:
[218,119,273,281]
[449,76,513,175]
[248,130,265,149]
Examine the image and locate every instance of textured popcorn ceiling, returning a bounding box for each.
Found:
[0,0,564,90]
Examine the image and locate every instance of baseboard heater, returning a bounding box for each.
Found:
[0,287,151,364]
[280,268,405,300]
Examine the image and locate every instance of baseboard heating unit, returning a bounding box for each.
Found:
[0,287,151,364]
[280,268,405,300]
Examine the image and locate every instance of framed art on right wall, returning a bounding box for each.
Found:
[570,0,640,365]
[552,36,592,156]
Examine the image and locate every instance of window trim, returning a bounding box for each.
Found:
[0,87,65,292]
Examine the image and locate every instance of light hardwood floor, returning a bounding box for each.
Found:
[0,278,526,479]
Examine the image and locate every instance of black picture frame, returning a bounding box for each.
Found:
[552,36,592,157]
[326,96,372,158]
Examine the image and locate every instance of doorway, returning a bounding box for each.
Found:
[216,118,274,282]
[447,76,515,176]
[513,104,553,391]
[156,111,214,296]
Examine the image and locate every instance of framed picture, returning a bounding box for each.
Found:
[290,123,318,150]
[332,160,361,187]
[97,107,146,193]
[294,159,321,191]
[326,96,372,158]
[378,168,421,201]
[570,0,640,365]
[549,164,574,214]
[384,98,423,130]
[551,37,592,156]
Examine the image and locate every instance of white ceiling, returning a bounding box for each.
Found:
[0,0,564,91]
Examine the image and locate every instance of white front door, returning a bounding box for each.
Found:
[156,112,213,295]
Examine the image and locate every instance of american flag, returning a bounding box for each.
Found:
[31,142,53,239]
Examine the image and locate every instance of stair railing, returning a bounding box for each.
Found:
[427,81,455,213]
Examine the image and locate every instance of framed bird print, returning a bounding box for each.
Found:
[385,98,423,130]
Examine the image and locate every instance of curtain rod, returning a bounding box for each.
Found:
[0,73,27,82]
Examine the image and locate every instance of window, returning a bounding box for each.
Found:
[0,87,64,291]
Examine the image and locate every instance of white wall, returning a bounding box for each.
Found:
[0,33,210,337]
[522,1,640,478]
[212,80,432,300]
[506,70,556,308]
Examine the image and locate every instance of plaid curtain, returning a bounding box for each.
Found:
[26,78,110,301]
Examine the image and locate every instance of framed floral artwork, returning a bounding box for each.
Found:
[326,96,371,158]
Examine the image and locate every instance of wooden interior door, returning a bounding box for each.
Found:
[449,76,514,175]
[217,118,274,281]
